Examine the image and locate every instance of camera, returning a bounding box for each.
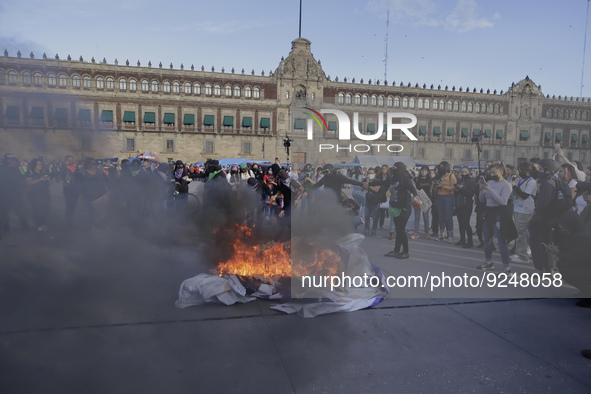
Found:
[576,181,591,193]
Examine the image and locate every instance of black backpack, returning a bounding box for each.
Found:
[554,178,574,214]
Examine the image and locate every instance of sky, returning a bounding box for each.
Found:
[0,0,590,98]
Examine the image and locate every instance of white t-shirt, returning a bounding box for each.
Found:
[513,177,537,214]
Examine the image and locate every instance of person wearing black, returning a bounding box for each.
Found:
[272,169,303,218]
[455,166,478,248]
[62,155,78,227]
[77,157,109,229]
[306,163,364,201]
[170,160,191,217]
[25,158,52,232]
[475,161,493,247]
[383,162,418,259]
[363,166,389,237]
[0,153,30,236]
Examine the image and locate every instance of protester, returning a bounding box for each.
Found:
[509,162,537,263]
[476,163,516,275]
[434,161,457,243]
[0,153,30,236]
[24,158,52,232]
[77,157,109,229]
[455,166,477,248]
[411,165,432,240]
[363,166,387,237]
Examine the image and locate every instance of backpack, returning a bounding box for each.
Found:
[554,178,574,214]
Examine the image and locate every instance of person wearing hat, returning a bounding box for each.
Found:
[239,162,254,182]
[528,158,562,273]
[0,153,30,236]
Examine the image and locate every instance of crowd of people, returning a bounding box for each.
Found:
[1,150,590,294]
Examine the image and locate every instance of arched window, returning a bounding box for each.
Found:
[346,93,352,104]
[362,95,368,105]
[394,97,400,107]
[22,71,31,85]
[378,96,384,106]
[424,99,430,109]
[59,74,68,87]
[245,86,252,97]
[446,101,452,111]
[439,100,445,110]
[453,101,459,111]
[119,78,127,91]
[35,72,43,85]
[409,98,415,108]
[0,69,5,84]
[461,102,467,112]
[96,76,104,89]
[214,84,221,95]
[475,103,481,113]
[129,79,137,91]
[106,77,114,90]
[402,98,409,108]
[73,75,80,87]
[468,102,473,112]
[151,80,159,92]
[371,95,377,106]
[47,73,56,86]
[83,75,91,88]
[418,98,424,109]
[7,70,17,83]
[234,85,241,97]
[163,81,171,93]
[354,94,361,105]
[184,83,191,94]
[172,81,180,93]
[482,103,487,113]
[253,87,260,98]
[141,79,149,92]
[338,93,344,104]
[496,104,501,114]
[387,96,393,107]
[225,85,232,96]
[433,100,438,110]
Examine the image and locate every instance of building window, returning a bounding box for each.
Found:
[476,103,481,113]
[482,103,487,113]
[409,98,415,108]
[394,97,400,107]
[580,152,587,162]
[184,83,191,94]
[352,94,360,105]
[126,138,135,152]
[172,81,179,94]
[361,95,367,105]
[72,75,80,87]
[386,96,393,107]
[245,86,252,98]
[461,102,467,112]
[163,113,175,126]
[163,81,171,93]
[0,70,5,84]
[225,85,232,96]
[119,78,127,90]
[96,76,104,89]
[446,148,453,158]
[166,139,175,153]
[214,84,221,95]
[338,93,344,104]
[378,96,384,106]
[346,94,352,104]
[418,98,424,109]
[204,83,212,95]
[433,100,438,110]
[468,102,473,112]
[83,75,91,88]
[253,87,260,98]
[418,147,425,158]
[141,80,149,92]
[81,136,92,151]
[34,72,43,85]
[447,101,452,111]
[151,80,159,93]
[495,150,501,160]
[424,99,430,109]
[402,97,408,108]
[23,72,32,85]
[144,112,156,125]
[106,77,114,90]
[56,73,66,87]
[205,140,214,154]
[123,111,135,125]
[7,70,17,83]
[483,150,489,160]
[439,100,445,110]
[370,95,376,106]
[129,79,137,91]
[464,149,472,159]
[242,141,252,155]
[454,101,459,111]
[234,85,241,97]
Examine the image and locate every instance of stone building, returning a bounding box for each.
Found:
[1,39,590,166]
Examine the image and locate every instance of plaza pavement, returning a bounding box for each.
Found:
[0,183,590,393]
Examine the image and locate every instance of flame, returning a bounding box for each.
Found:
[215,224,341,278]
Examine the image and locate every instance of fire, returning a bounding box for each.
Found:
[215,224,341,278]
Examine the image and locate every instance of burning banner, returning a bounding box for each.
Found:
[175,227,389,318]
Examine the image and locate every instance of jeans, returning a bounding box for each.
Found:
[352,188,366,218]
[364,201,379,234]
[483,210,510,265]
[514,212,533,260]
[413,206,431,234]
[437,194,455,234]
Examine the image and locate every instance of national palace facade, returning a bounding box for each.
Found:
[1,38,590,166]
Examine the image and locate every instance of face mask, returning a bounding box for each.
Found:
[368,174,375,180]
[268,170,273,175]
[519,171,527,178]
[462,174,470,180]
[438,168,446,175]
[537,170,546,180]
[490,175,499,181]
